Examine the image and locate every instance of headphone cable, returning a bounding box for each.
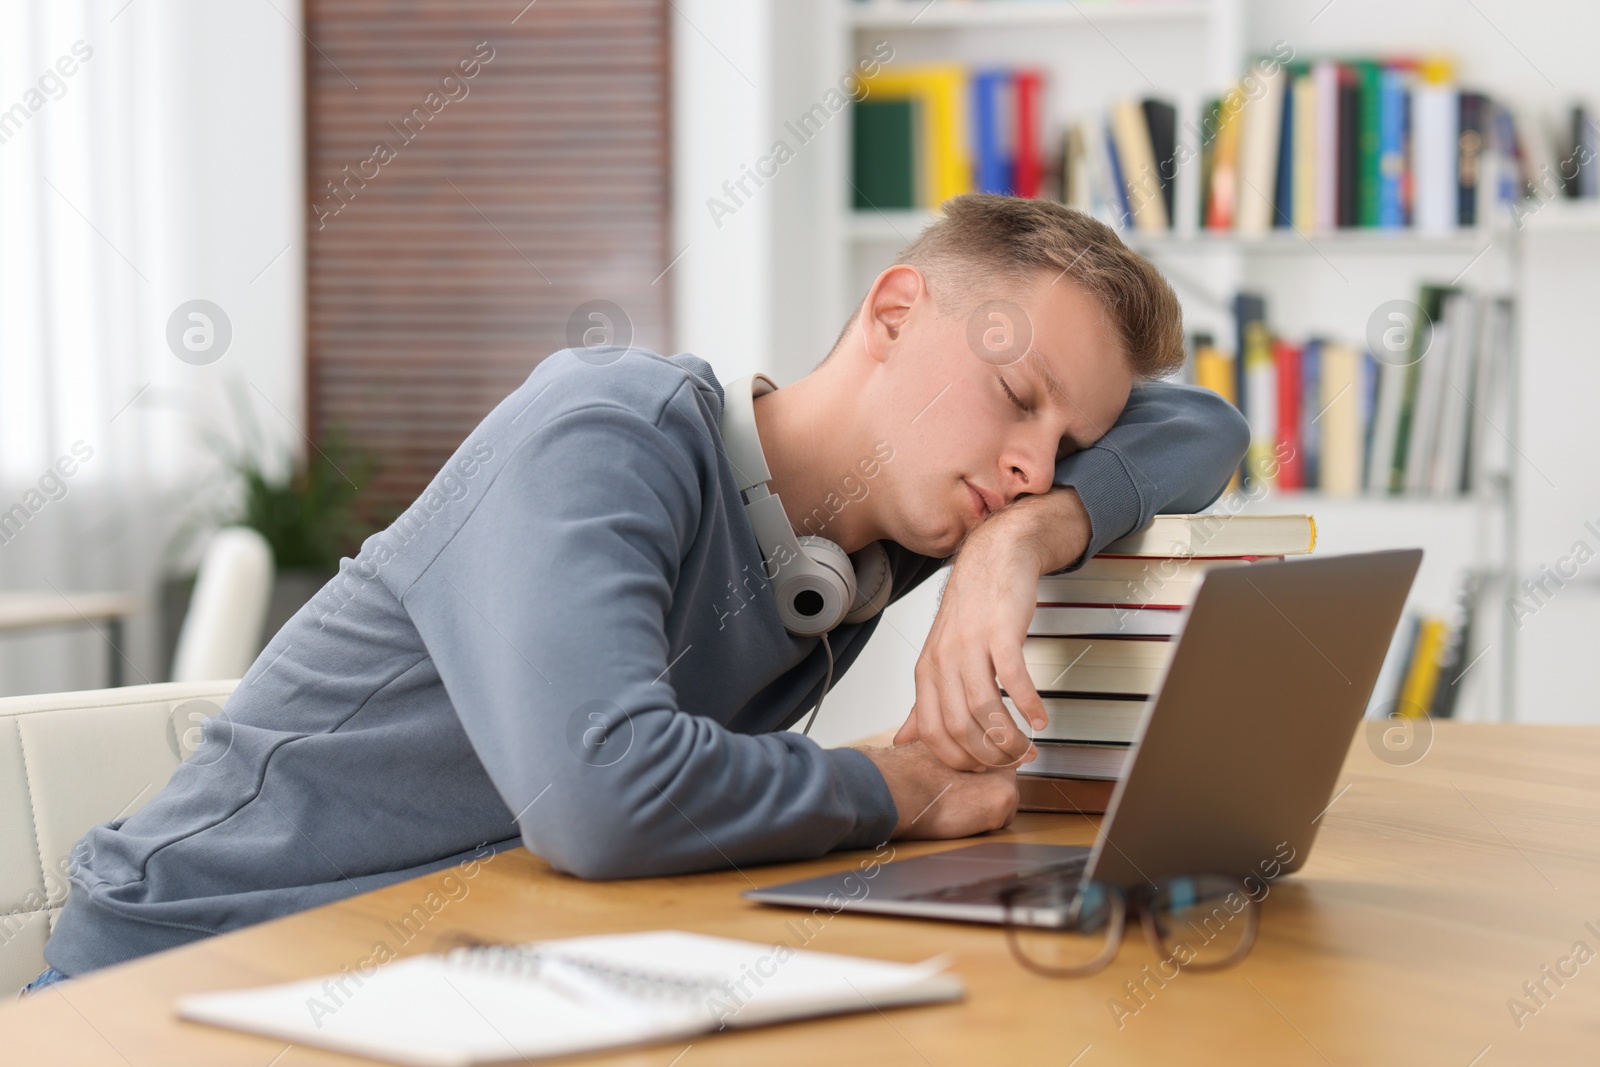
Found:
[801,632,834,737]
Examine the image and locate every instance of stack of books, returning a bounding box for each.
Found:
[1187,285,1512,498]
[1015,513,1317,813]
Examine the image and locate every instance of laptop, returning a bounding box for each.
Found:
[744,549,1422,923]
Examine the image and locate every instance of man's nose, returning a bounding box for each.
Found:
[1003,445,1057,502]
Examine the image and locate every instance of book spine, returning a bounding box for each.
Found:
[1300,339,1322,490]
[1457,92,1485,227]
[1237,65,1286,234]
[1275,339,1303,490]
[1272,68,1297,229]
[1104,122,1132,227]
[1358,61,1384,226]
[1243,321,1278,488]
[973,71,1002,195]
[1014,70,1043,198]
[1337,68,1361,227]
[1313,60,1340,231]
[1378,66,1406,228]
[1414,81,1460,233]
[1292,71,1317,232]
[1198,99,1221,230]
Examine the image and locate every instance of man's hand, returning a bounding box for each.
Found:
[894,488,1093,771]
[862,740,1018,839]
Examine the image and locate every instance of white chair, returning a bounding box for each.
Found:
[0,679,239,995]
[171,526,274,683]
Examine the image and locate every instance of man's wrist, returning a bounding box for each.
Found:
[961,487,1090,576]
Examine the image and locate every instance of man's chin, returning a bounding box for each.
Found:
[898,523,967,559]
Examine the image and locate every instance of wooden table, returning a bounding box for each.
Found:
[0,591,139,687]
[5,723,1599,1065]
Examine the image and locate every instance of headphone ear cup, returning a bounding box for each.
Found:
[842,541,892,626]
[777,536,855,637]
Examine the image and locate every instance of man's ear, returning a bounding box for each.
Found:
[861,264,927,364]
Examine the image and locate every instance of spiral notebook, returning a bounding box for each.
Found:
[176,930,963,1066]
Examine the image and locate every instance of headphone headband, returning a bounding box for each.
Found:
[720,374,890,637]
[720,372,777,494]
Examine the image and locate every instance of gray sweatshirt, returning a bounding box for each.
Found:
[46,348,1248,976]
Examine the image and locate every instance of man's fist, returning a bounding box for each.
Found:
[862,740,1019,840]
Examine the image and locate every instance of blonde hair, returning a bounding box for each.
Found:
[836,194,1185,380]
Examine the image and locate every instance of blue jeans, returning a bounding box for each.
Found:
[19,966,70,997]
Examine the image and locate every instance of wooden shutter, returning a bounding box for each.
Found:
[305,0,672,521]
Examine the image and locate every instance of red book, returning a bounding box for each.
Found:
[1274,338,1303,489]
[1014,70,1043,198]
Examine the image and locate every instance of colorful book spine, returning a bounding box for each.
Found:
[1313,60,1341,231]
[1357,60,1384,226]
[1299,339,1322,489]
[1377,65,1407,228]
[1207,95,1243,229]
[972,70,1012,195]
[1336,65,1361,227]
[1014,70,1043,199]
[1458,91,1488,226]
[1274,338,1303,490]
[1292,70,1318,232]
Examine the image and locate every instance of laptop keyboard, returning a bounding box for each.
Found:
[902,856,1089,905]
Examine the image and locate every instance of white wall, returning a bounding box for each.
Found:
[670,0,773,383]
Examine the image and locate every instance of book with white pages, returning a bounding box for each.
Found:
[1099,513,1316,559]
[1021,636,1172,695]
[1029,604,1185,638]
[1035,556,1254,608]
[1004,694,1149,744]
[176,930,963,1067]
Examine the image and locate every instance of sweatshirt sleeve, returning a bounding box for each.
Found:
[400,380,896,880]
[1052,382,1250,568]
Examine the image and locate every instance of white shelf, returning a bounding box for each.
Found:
[846,209,1504,252]
[1518,199,1600,233]
[845,0,1215,29]
[1250,490,1491,514]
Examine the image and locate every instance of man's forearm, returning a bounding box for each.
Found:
[1051,383,1250,566]
[959,486,1091,578]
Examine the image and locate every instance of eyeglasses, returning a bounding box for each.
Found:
[998,868,1260,977]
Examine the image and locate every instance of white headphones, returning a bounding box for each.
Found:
[721,374,892,638]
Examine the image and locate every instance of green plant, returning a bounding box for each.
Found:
[171,379,379,573]
[226,429,376,570]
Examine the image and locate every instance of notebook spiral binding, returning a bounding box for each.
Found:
[445,943,724,1004]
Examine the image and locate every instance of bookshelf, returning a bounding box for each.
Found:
[766,0,1586,734]
[843,0,1219,29]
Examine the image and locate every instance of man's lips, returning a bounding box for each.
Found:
[964,480,999,520]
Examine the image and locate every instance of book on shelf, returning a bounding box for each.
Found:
[1193,287,1511,498]
[1014,515,1312,813]
[852,98,918,210]
[1384,571,1483,720]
